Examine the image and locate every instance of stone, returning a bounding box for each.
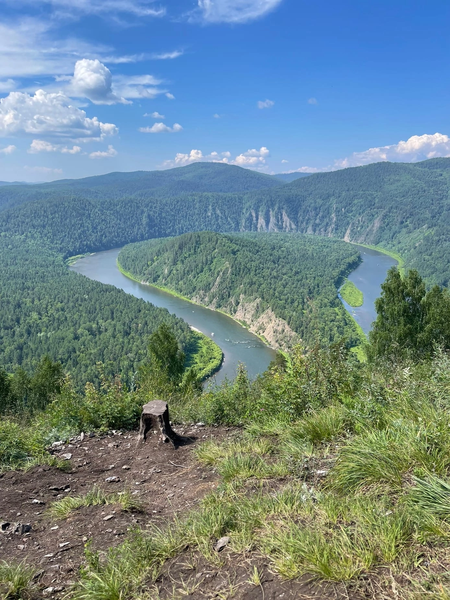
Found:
[105,476,120,483]
[61,453,72,460]
[1,522,10,532]
[214,536,230,552]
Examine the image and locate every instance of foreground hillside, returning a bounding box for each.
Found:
[4,335,450,598]
[118,232,364,350]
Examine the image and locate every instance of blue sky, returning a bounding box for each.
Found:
[0,0,449,181]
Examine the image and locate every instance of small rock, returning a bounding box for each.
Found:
[105,476,120,483]
[61,453,72,460]
[122,465,131,470]
[50,526,59,531]
[214,536,230,552]
[32,499,45,505]
[43,587,54,596]
[52,441,64,448]
[1,522,10,531]
[315,470,329,477]
[59,542,70,548]
[103,515,114,521]
[44,554,54,558]
[196,422,205,427]
[17,544,25,550]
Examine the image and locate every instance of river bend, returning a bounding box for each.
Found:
[70,245,397,382]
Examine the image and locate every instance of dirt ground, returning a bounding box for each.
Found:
[0,426,355,599]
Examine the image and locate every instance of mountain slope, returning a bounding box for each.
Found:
[1,158,450,285]
[0,162,282,213]
[118,232,363,349]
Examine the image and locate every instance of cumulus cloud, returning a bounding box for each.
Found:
[163,146,269,170]
[333,133,450,170]
[235,147,269,166]
[287,133,450,174]
[0,145,17,154]
[139,122,182,133]
[195,0,283,23]
[307,97,318,105]
[257,99,274,109]
[28,139,81,154]
[144,111,165,119]
[89,145,118,159]
[0,90,118,140]
[281,159,288,163]
[71,59,127,105]
[166,93,175,100]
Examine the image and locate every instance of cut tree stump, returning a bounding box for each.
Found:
[138,400,179,448]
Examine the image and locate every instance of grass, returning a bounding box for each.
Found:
[48,486,143,519]
[0,561,37,599]
[340,279,364,307]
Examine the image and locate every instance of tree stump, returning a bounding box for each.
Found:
[138,400,179,447]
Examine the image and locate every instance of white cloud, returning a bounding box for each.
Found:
[0,145,17,155]
[24,165,63,175]
[28,139,81,154]
[196,0,283,23]
[150,50,183,60]
[163,146,269,170]
[289,133,450,174]
[257,99,274,109]
[113,74,168,100]
[213,113,221,119]
[71,59,127,105]
[235,146,269,166]
[144,111,165,119]
[3,0,166,19]
[140,122,182,133]
[0,90,118,140]
[281,159,288,163]
[0,80,17,93]
[89,145,118,159]
[333,133,450,170]
[166,93,175,100]
[307,97,318,105]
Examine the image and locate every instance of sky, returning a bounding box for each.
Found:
[0,0,449,181]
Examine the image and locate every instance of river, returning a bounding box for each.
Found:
[339,246,397,335]
[70,244,397,382]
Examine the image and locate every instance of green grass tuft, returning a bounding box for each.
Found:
[0,561,37,599]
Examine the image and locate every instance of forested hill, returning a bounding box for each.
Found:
[0,162,281,213]
[2,158,450,285]
[118,232,363,350]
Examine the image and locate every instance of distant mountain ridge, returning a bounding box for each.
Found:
[2,158,450,286]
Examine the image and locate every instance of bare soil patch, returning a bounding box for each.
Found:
[0,426,356,599]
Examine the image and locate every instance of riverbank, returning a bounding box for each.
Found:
[348,242,404,275]
[116,259,275,350]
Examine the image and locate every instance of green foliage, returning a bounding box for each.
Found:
[0,560,37,599]
[339,279,363,307]
[369,267,450,360]
[119,232,362,349]
[0,236,207,389]
[48,486,142,519]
